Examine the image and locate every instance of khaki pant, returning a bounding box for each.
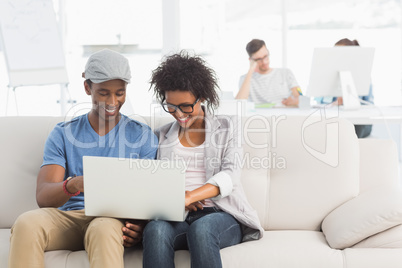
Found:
[8,208,124,268]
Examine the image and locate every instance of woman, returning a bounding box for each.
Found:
[317,38,374,138]
[142,52,263,268]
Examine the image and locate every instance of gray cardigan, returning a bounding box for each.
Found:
[155,109,263,241]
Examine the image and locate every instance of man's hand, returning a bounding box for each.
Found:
[335,97,343,106]
[249,59,258,73]
[66,176,84,193]
[122,220,147,248]
[36,165,83,208]
[236,58,257,100]
[282,95,299,106]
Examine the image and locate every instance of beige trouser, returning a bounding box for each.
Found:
[8,208,125,268]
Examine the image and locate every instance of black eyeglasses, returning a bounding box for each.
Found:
[162,98,200,114]
[251,54,269,62]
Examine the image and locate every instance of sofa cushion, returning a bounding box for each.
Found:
[358,139,399,193]
[343,248,402,268]
[0,117,62,228]
[322,186,402,249]
[266,115,359,231]
[220,230,343,268]
[42,231,343,268]
[44,248,191,268]
[239,115,271,228]
[0,229,11,268]
[130,115,174,132]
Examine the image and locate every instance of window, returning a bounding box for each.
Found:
[287,0,401,105]
[180,0,283,97]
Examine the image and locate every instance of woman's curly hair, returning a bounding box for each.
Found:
[150,51,220,112]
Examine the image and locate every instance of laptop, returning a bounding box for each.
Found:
[83,156,188,222]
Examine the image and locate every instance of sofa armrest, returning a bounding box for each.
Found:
[352,224,402,248]
[321,186,402,249]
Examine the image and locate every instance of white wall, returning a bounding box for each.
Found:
[0,0,400,116]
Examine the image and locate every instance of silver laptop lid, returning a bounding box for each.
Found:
[83,156,187,222]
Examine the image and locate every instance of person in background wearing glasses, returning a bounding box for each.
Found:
[134,51,263,268]
[316,38,374,138]
[236,39,301,106]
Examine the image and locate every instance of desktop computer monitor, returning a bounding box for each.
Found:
[306,47,375,110]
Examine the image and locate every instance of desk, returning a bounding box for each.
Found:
[248,105,402,125]
[247,105,402,161]
[218,100,402,124]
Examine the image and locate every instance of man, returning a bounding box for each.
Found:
[8,49,158,268]
[236,39,300,106]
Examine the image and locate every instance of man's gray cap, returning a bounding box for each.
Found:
[83,49,131,83]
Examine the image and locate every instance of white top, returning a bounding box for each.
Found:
[239,68,299,104]
[173,140,214,207]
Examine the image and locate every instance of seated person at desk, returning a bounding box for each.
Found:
[236,39,301,106]
[316,38,373,138]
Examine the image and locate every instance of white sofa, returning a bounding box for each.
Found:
[1,114,402,268]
